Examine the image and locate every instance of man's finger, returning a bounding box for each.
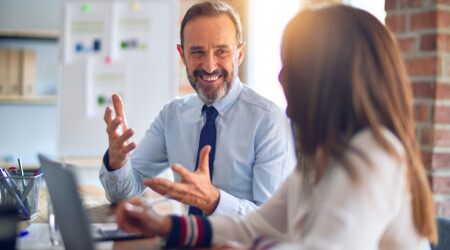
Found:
[106,117,124,137]
[196,146,211,174]
[112,94,129,131]
[145,178,172,195]
[171,164,195,182]
[114,128,135,146]
[104,106,114,124]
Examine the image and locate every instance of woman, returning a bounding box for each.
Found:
[115,5,437,249]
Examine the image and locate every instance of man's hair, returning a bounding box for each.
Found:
[180,1,242,49]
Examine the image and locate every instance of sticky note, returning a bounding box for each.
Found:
[82,4,90,12]
[131,2,140,10]
[75,43,83,52]
[93,39,101,51]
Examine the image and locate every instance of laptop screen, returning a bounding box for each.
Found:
[38,154,95,250]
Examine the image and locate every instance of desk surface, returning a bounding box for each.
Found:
[17,184,182,249]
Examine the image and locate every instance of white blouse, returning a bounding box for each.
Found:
[210,128,430,249]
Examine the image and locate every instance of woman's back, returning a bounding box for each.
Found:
[283,129,430,249]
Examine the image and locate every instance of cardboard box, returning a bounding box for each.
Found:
[20,50,36,96]
[0,49,8,95]
[8,49,21,95]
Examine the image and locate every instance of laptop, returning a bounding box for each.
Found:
[38,154,145,250]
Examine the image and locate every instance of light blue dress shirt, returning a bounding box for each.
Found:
[99,80,296,215]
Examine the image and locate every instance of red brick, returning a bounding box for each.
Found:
[404,57,441,76]
[411,9,450,31]
[420,33,450,52]
[434,105,450,123]
[443,201,450,217]
[435,201,441,216]
[431,152,450,169]
[421,127,434,145]
[437,9,450,29]
[411,10,436,31]
[386,0,397,11]
[434,129,450,146]
[447,57,450,78]
[430,0,450,4]
[430,176,450,193]
[436,83,450,99]
[420,33,437,51]
[422,150,432,169]
[386,13,406,33]
[397,36,416,54]
[411,81,436,98]
[414,103,430,121]
[401,0,425,8]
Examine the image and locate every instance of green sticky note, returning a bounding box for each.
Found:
[139,43,147,50]
[97,95,105,105]
[82,4,90,12]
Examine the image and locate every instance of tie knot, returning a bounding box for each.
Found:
[203,105,219,121]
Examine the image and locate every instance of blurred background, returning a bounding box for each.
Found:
[0,0,384,163]
[4,0,450,218]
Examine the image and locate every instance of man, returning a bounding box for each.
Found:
[100,1,295,216]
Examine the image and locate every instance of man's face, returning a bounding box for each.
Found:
[177,14,245,104]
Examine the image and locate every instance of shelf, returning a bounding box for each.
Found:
[0,95,57,104]
[0,29,59,40]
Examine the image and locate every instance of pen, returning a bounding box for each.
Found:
[126,195,171,212]
[0,170,29,218]
[17,158,30,211]
[17,158,26,189]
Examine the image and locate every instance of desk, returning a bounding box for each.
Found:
[17,184,183,249]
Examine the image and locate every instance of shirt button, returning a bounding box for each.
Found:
[220,112,224,115]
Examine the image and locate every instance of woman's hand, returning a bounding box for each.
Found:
[115,197,172,237]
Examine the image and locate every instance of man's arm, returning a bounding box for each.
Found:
[100,97,171,203]
[104,94,137,170]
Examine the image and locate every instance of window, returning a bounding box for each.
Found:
[247,0,386,109]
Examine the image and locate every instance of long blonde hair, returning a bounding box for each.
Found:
[281,5,437,243]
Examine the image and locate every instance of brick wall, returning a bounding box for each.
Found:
[386,0,450,217]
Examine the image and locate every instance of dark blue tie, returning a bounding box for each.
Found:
[188,105,219,215]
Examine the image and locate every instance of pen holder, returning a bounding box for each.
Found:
[0,173,42,220]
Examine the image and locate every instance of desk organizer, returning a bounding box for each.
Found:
[0,172,42,219]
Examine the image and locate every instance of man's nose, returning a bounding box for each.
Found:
[202,52,218,73]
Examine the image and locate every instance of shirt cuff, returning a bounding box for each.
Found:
[166,215,212,248]
[101,149,132,177]
[211,189,239,216]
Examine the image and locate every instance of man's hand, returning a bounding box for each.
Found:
[144,146,220,215]
[116,197,171,237]
[104,94,137,170]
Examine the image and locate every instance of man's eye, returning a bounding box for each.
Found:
[217,49,228,55]
[191,51,203,55]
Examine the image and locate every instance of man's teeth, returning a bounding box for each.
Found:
[203,75,219,81]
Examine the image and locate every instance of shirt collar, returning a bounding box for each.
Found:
[195,78,243,117]
[211,78,242,117]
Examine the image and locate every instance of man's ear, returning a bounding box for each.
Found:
[177,44,186,66]
[237,42,245,66]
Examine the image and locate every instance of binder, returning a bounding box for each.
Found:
[0,49,8,95]
[20,50,36,96]
[8,49,21,95]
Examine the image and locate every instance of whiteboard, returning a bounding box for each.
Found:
[58,0,179,158]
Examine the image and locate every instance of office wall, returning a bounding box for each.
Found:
[0,0,61,164]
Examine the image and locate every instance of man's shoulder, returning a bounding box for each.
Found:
[238,85,283,113]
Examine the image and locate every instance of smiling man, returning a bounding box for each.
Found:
[100,1,296,216]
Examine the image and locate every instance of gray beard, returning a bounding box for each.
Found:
[187,59,239,104]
